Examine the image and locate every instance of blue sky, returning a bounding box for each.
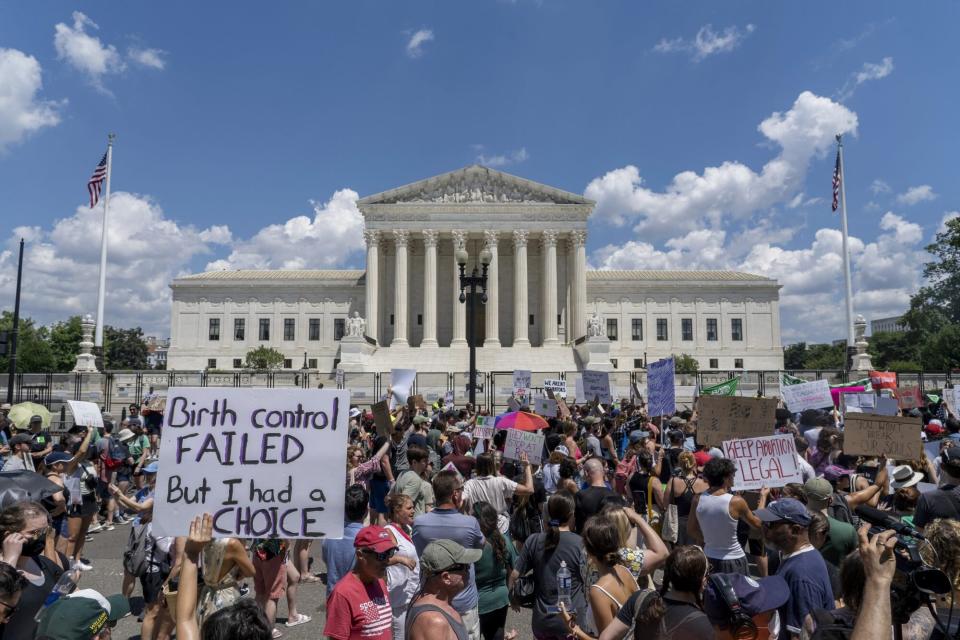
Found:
[0,1,956,343]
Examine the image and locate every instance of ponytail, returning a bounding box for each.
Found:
[545,492,575,554]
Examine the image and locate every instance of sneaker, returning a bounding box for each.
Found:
[104,524,115,532]
[88,523,103,533]
[85,535,94,542]
[75,560,93,571]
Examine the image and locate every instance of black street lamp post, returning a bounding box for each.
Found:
[456,246,492,407]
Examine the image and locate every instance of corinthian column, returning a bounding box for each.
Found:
[392,230,409,346]
[421,229,438,347]
[513,230,530,347]
[541,230,559,345]
[363,229,380,344]
[483,230,500,348]
[569,230,587,341]
[451,230,467,346]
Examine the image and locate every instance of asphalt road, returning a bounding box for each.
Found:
[80,524,536,640]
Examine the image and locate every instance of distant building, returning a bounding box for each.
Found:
[144,335,170,369]
[871,315,905,334]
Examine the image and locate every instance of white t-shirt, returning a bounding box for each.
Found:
[462,475,519,515]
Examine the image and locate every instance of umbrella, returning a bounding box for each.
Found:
[7,402,52,430]
[0,470,62,511]
[495,411,548,432]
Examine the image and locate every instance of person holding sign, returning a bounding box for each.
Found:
[462,452,534,516]
[688,458,770,575]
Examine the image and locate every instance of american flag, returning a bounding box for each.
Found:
[88,151,108,208]
[831,148,841,212]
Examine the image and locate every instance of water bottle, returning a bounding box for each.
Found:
[557,560,573,611]
[34,566,80,622]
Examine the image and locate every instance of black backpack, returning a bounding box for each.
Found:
[810,608,855,640]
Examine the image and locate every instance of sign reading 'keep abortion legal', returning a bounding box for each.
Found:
[152,387,349,539]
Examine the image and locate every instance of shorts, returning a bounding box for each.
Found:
[253,554,287,600]
[68,495,99,518]
[141,570,167,604]
[147,425,162,437]
[708,555,750,575]
[369,478,390,514]
[116,469,132,483]
[97,480,112,501]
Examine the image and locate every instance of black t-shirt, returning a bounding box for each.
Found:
[914,484,960,528]
[574,485,617,533]
[371,435,396,482]
[3,553,67,639]
[659,447,682,483]
[619,591,715,640]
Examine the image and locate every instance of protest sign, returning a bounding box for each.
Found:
[153,387,349,539]
[507,397,521,412]
[444,391,454,406]
[66,400,104,429]
[573,377,586,403]
[582,370,611,404]
[535,396,558,418]
[648,357,676,417]
[896,387,924,410]
[473,418,495,441]
[722,434,801,491]
[780,379,833,412]
[697,396,779,447]
[512,370,532,396]
[441,461,464,482]
[869,371,897,390]
[390,368,416,406]
[873,397,899,416]
[842,392,875,414]
[556,396,572,419]
[543,379,567,398]
[843,413,922,461]
[503,429,544,465]
[371,400,392,437]
[407,394,427,413]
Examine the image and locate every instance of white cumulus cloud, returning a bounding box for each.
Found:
[206,189,365,271]
[870,179,891,195]
[584,91,857,240]
[54,11,125,88]
[836,56,894,101]
[0,48,63,152]
[405,29,434,59]
[128,47,166,70]
[896,185,937,206]
[654,23,755,62]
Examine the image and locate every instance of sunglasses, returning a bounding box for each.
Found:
[445,563,470,573]
[362,548,397,562]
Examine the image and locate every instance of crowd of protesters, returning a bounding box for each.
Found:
[0,382,958,640]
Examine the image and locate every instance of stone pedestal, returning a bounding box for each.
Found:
[338,336,377,372]
[851,314,873,372]
[72,314,99,373]
[574,335,614,372]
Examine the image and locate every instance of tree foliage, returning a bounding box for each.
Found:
[104,326,150,370]
[782,342,846,370]
[244,346,285,370]
[0,312,56,372]
[48,316,83,372]
[674,353,699,374]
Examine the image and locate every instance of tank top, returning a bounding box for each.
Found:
[405,602,469,640]
[674,478,696,518]
[696,492,744,560]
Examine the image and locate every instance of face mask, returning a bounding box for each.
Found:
[22,536,45,557]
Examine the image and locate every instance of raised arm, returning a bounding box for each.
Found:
[63,428,94,474]
[176,514,213,640]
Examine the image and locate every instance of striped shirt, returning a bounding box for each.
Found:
[323,572,392,640]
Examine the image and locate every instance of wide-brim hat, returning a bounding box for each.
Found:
[890,465,924,490]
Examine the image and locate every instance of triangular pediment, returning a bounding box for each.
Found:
[358,165,594,206]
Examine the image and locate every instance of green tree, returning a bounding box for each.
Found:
[244,346,285,370]
[913,217,960,323]
[884,359,922,372]
[48,316,83,372]
[0,312,56,372]
[783,343,806,370]
[103,326,149,370]
[802,343,846,370]
[674,353,699,374]
[867,331,918,370]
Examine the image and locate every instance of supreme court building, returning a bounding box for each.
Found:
[167,166,784,373]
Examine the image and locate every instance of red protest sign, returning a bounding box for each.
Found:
[896,386,924,410]
[869,371,897,390]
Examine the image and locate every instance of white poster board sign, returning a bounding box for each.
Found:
[722,434,803,491]
[543,379,567,399]
[390,368,416,408]
[574,377,586,403]
[781,379,833,412]
[66,401,104,429]
[582,370,611,404]
[153,387,349,539]
[473,420,495,441]
[503,429,544,465]
[512,370,532,396]
[535,396,558,418]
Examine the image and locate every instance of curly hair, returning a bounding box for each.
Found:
[202,599,272,640]
[677,451,696,475]
[926,518,960,592]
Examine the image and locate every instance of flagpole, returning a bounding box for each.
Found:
[94,134,115,348]
[837,134,855,350]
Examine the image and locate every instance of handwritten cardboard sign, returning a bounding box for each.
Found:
[843,413,922,460]
[153,387,349,538]
[781,379,833,412]
[503,429,544,465]
[371,400,392,437]
[697,396,779,447]
[582,370,611,404]
[543,379,567,398]
[66,400,104,429]
[722,434,802,491]
[473,419,495,441]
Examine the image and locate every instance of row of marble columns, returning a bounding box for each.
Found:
[363,229,587,348]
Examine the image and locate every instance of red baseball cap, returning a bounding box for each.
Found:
[354,526,397,553]
[694,451,712,467]
[925,420,945,437]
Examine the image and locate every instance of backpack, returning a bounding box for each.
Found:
[123,523,155,578]
[615,454,638,495]
[829,492,860,527]
[101,437,127,471]
[809,608,855,640]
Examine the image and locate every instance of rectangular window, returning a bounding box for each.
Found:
[682,318,693,341]
[207,358,217,369]
[557,314,561,326]
[258,318,270,341]
[309,318,320,341]
[633,358,643,369]
[390,314,395,326]
[706,318,718,341]
[283,318,295,341]
[208,318,220,341]
[308,358,317,369]
[233,358,242,369]
[709,358,719,369]
[234,318,245,341]
[529,314,534,326]
[611,359,618,369]
[334,318,346,341]
[417,314,423,326]
[656,318,668,341]
[283,359,292,369]
[732,318,743,341]
[734,358,744,369]
[631,318,643,341]
[606,318,618,341]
